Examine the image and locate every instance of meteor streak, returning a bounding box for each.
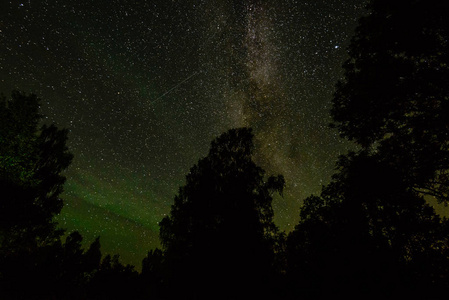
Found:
[150,71,199,105]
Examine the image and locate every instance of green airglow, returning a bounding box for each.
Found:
[56,162,171,270]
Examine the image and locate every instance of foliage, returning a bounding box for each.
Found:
[159,127,285,299]
[1,231,103,299]
[86,254,140,300]
[331,0,449,202]
[0,91,73,249]
[287,152,449,298]
[286,1,449,297]
[140,249,166,299]
[0,91,137,300]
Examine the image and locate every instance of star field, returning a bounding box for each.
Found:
[1,0,367,267]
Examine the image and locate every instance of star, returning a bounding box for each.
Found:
[0,0,367,269]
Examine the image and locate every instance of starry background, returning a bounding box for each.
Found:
[1,0,368,268]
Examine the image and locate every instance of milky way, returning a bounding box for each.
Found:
[1,0,367,268]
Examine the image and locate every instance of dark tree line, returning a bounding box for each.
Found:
[2,0,449,299]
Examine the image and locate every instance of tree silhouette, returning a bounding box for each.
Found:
[0,91,117,300]
[287,152,449,298]
[285,1,449,297]
[140,248,166,299]
[159,127,285,300]
[0,91,73,250]
[331,0,449,202]
[86,254,139,300]
[1,230,105,300]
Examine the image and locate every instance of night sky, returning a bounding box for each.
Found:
[1,0,368,268]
